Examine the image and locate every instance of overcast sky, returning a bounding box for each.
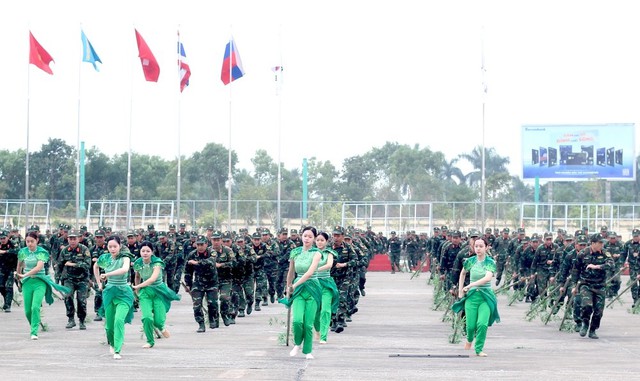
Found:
[2,0,640,180]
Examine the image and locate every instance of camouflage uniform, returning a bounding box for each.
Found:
[211,231,237,326]
[603,233,625,298]
[184,236,220,331]
[330,226,357,333]
[571,234,614,338]
[261,230,279,304]
[623,230,640,306]
[251,233,269,311]
[0,232,18,311]
[276,228,297,299]
[154,233,177,291]
[59,230,92,328]
[232,237,257,316]
[528,232,558,302]
[90,231,108,320]
[387,232,402,273]
[492,228,511,286]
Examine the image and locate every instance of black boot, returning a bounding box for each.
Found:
[247,303,253,315]
[254,302,261,311]
[66,319,76,329]
[197,322,206,333]
[79,320,86,330]
[238,309,245,317]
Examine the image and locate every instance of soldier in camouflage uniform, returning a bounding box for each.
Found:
[145,224,158,243]
[603,232,625,298]
[571,233,614,339]
[492,228,510,286]
[90,230,108,321]
[387,231,402,274]
[556,234,586,330]
[528,232,558,302]
[483,228,495,248]
[232,235,256,316]
[251,232,269,311]
[623,228,640,307]
[59,229,92,330]
[330,226,357,333]
[515,235,536,298]
[154,231,177,291]
[211,230,237,326]
[439,230,463,291]
[276,228,297,299]
[79,225,94,250]
[0,230,19,312]
[289,229,303,247]
[184,235,219,332]
[260,229,279,305]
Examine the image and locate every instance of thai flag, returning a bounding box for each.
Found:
[221,38,245,85]
[178,38,191,92]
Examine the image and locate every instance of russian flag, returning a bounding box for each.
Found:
[221,38,245,85]
[178,38,191,92]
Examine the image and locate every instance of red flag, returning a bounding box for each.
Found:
[135,29,160,82]
[29,31,54,75]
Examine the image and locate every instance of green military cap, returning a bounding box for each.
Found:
[450,230,461,238]
[502,228,510,233]
[564,234,574,241]
[30,224,40,231]
[222,231,232,240]
[190,230,198,236]
[390,231,396,235]
[433,227,440,231]
[608,231,617,238]
[468,229,481,238]
[0,230,7,238]
[344,233,353,239]
[557,228,564,234]
[576,235,588,245]
[543,232,553,239]
[196,235,208,244]
[95,230,106,237]
[632,228,640,236]
[600,225,608,232]
[251,232,261,239]
[80,225,87,231]
[332,226,345,235]
[147,224,155,230]
[179,223,187,228]
[168,232,176,239]
[125,230,135,237]
[169,224,176,229]
[441,225,448,231]
[211,230,222,239]
[235,234,245,242]
[522,236,531,243]
[485,228,492,233]
[261,228,271,235]
[68,229,80,237]
[278,227,288,234]
[517,227,525,234]
[290,229,298,234]
[590,233,606,243]
[158,231,167,237]
[530,233,540,242]
[58,223,65,228]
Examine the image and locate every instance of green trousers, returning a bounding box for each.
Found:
[314,288,333,341]
[139,289,166,347]
[465,290,490,354]
[105,297,130,353]
[292,288,318,354]
[23,278,46,336]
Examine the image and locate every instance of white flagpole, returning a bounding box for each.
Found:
[177,28,182,225]
[76,26,83,229]
[127,28,135,230]
[480,26,487,231]
[227,33,233,232]
[25,37,31,234]
[276,26,283,231]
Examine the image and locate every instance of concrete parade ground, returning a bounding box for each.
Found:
[1,268,639,380]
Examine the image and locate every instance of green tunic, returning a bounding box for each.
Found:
[451,255,500,326]
[97,249,135,323]
[18,246,70,304]
[133,255,181,312]
[278,247,322,308]
[312,248,339,313]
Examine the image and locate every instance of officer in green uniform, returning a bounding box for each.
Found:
[387,231,402,273]
[330,226,357,333]
[146,224,158,243]
[261,229,279,305]
[571,233,614,339]
[154,231,177,290]
[276,228,297,299]
[289,229,303,247]
[59,229,92,330]
[90,230,108,321]
[492,228,510,286]
[232,235,256,316]
[528,232,558,302]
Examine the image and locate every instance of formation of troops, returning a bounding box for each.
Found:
[2,222,638,342]
[0,223,384,335]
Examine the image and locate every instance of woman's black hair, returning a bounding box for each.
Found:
[317,231,329,241]
[475,236,490,247]
[26,231,39,241]
[139,240,154,251]
[106,235,121,245]
[301,225,318,237]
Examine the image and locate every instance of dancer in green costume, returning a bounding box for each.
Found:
[132,241,180,348]
[313,231,339,344]
[280,226,322,359]
[15,231,70,340]
[94,235,135,360]
[452,237,500,357]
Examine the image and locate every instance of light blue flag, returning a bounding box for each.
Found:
[81,30,102,71]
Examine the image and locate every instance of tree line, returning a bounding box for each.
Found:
[2,138,640,205]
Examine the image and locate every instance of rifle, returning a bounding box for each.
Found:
[606,280,634,308]
[544,279,570,325]
[558,292,575,331]
[410,254,431,280]
[181,280,208,315]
